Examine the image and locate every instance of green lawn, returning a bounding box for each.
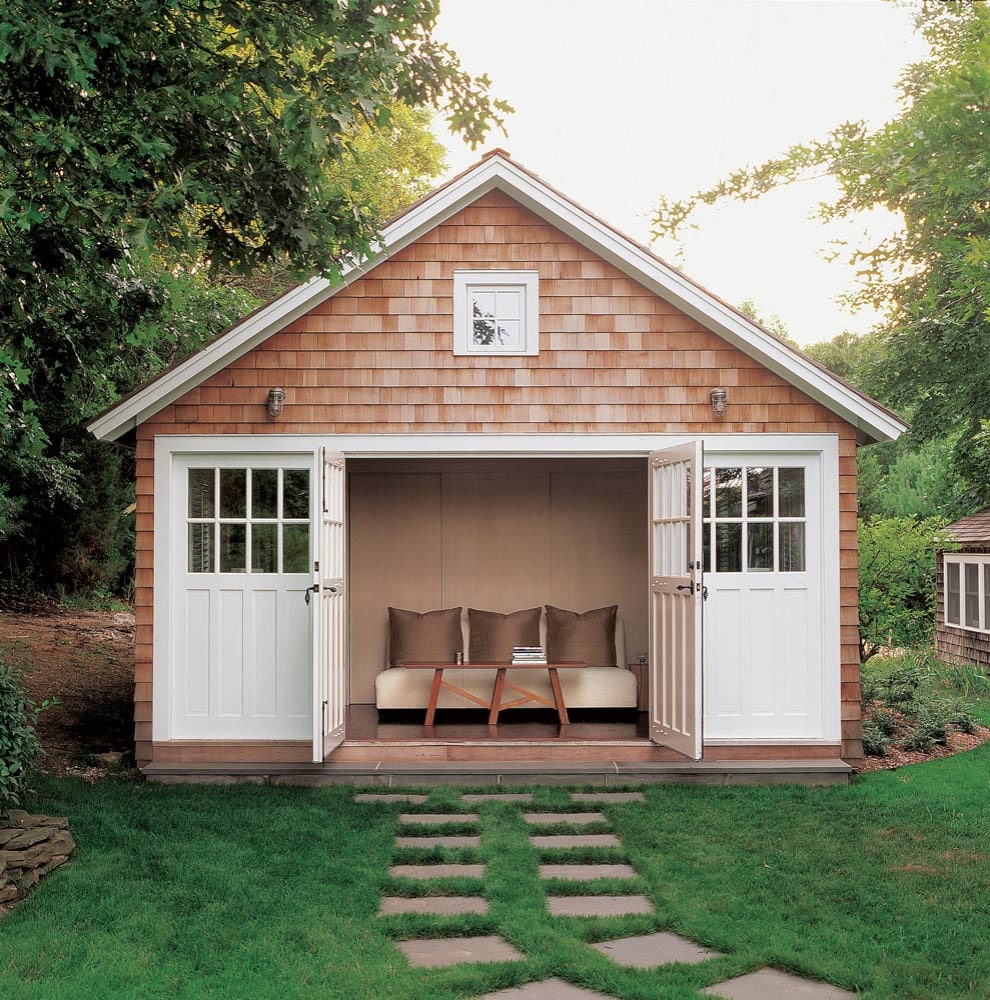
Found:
[2,738,989,1000]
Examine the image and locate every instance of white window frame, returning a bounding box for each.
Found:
[453,269,539,356]
[943,553,990,633]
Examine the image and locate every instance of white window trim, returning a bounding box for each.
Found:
[943,553,990,634]
[453,269,539,356]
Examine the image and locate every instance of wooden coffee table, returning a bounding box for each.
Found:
[404,661,587,726]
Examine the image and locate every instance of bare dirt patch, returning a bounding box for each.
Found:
[0,605,134,779]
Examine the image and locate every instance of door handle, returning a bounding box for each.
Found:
[304,584,319,605]
[676,583,694,594]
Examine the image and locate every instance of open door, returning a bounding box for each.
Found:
[649,442,703,759]
[312,449,347,762]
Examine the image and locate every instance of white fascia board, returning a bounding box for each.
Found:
[89,153,906,443]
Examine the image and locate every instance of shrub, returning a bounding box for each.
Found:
[901,704,951,752]
[870,706,899,737]
[0,657,44,814]
[862,719,890,757]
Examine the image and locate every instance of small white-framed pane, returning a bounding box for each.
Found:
[715,468,742,518]
[702,468,712,517]
[946,561,960,624]
[684,465,692,519]
[188,469,215,518]
[715,523,742,572]
[495,289,521,319]
[747,467,774,517]
[471,290,495,318]
[747,522,774,572]
[283,470,310,520]
[220,524,247,573]
[252,469,278,519]
[251,523,278,574]
[473,318,496,345]
[282,524,310,573]
[780,523,806,572]
[965,563,980,628]
[703,521,712,573]
[779,467,805,517]
[985,564,990,631]
[494,319,522,348]
[188,523,214,573]
[220,469,246,518]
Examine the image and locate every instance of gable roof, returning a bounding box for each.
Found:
[88,150,907,443]
[946,508,990,546]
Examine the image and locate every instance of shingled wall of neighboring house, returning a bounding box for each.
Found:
[936,507,990,668]
[130,189,863,766]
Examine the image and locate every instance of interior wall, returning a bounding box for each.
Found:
[348,458,648,704]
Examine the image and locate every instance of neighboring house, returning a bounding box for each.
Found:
[88,151,907,784]
[937,507,990,669]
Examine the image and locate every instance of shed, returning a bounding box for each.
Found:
[88,151,907,784]
[937,507,990,669]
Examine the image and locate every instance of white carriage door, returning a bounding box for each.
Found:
[174,456,313,740]
[649,443,704,760]
[702,456,824,740]
[313,450,346,762]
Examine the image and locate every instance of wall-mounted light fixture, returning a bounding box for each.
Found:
[267,387,285,419]
[709,387,728,417]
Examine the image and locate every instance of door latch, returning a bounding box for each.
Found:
[304,584,319,605]
[676,583,694,595]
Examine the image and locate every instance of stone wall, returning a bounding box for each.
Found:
[0,810,76,913]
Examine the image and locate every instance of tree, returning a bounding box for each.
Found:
[651,1,990,503]
[0,1,507,594]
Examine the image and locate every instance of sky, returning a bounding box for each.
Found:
[432,0,929,346]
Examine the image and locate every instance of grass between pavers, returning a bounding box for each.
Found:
[0,751,987,1000]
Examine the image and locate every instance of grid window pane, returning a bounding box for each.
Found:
[715,468,742,518]
[473,318,496,345]
[495,289,521,318]
[703,522,712,574]
[188,523,214,573]
[282,524,310,573]
[779,467,805,517]
[252,469,278,519]
[220,524,247,573]
[471,291,495,318]
[251,523,277,574]
[780,523,806,572]
[947,562,960,624]
[747,523,774,572]
[494,319,521,347]
[188,469,214,518]
[283,470,310,519]
[715,523,742,572]
[985,565,990,632]
[747,467,774,517]
[965,563,980,628]
[220,469,246,518]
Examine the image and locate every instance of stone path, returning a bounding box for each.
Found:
[360,790,856,1000]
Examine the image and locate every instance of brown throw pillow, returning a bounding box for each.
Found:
[388,607,463,667]
[468,607,541,663]
[545,605,617,667]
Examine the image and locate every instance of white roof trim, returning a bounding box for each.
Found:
[89,153,907,443]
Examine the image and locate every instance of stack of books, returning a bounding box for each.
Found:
[511,646,547,665]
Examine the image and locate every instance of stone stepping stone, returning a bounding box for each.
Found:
[703,968,856,1000]
[571,792,645,803]
[395,835,480,848]
[462,793,534,802]
[530,834,621,848]
[399,813,479,825]
[480,978,617,999]
[355,794,428,803]
[390,863,485,879]
[593,931,723,967]
[398,935,523,968]
[524,812,607,826]
[379,896,489,915]
[539,864,639,881]
[547,895,653,917]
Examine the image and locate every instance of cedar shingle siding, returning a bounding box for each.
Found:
[132,191,864,764]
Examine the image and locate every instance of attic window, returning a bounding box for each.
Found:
[453,270,539,356]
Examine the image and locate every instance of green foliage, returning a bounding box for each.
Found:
[0,657,44,814]
[858,517,955,661]
[653,2,990,501]
[0,2,496,596]
[860,719,890,757]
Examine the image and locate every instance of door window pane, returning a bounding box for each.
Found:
[220,524,247,573]
[746,467,774,517]
[251,523,277,574]
[703,522,712,574]
[747,523,774,572]
[252,469,278,519]
[715,523,742,572]
[946,561,960,624]
[965,563,980,628]
[220,469,247,518]
[283,470,310,519]
[779,468,805,517]
[188,523,214,573]
[189,469,215,518]
[715,468,742,518]
[282,524,310,573]
[780,523,806,572]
